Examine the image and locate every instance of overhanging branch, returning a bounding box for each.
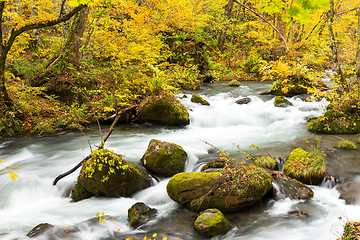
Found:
[233,0,289,52]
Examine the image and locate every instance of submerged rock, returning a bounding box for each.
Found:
[273,96,293,108]
[283,148,326,185]
[137,96,189,126]
[194,209,232,237]
[167,166,272,212]
[128,202,158,229]
[72,149,151,201]
[191,94,210,106]
[235,97,251,105]
[271,171,314,200]
[27,223,54,238]
[141,139,188,177]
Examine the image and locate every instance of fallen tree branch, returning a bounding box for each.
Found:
[52,104,138,185]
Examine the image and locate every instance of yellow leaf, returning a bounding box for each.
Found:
[152,233,157,238]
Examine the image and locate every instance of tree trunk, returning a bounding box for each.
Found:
[327,0,346,84]
[62,6,89,66]
[218,0,234,51]
[0,51,12,107]
[356,8,360,82]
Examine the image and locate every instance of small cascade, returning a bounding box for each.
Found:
[274,156,285,173]
[321,175,341,189]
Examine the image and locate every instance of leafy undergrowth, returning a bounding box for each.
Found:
[308,80,360,134]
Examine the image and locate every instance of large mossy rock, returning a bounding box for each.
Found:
[274,96,293,108]
[191,94,210,106]
[308,109,360,134]
[128,202,158,229]
[194,209,232,237]
[167,166,272,212]
[271,171,314,200]
[270,76,328,97]
[141,139,187,177]
[137,96,189,126]
[283,148,326,185]
[72,149,151,200]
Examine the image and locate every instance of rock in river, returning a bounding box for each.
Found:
[72,149,151,201]
[283,148,326,185]
[141,139,188,177]
[167,166,272,212]
[194,209,232,237]
[137,96,189,126]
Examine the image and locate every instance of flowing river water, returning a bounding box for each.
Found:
[0,82,359,240]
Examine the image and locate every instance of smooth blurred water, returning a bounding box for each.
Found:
[0,82,359,240]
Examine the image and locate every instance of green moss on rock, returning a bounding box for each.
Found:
[228,80,241,87]
[141,139,187,177]
[274,96,293,108]
[194,209,232,237]
[167,166,272,212]
[253,156,276,170]
[283,148,326,185]
[191,94,210,106]
[308,105,360,134]
[137,96,189,126]
[75,149,151,199]
[71,182,94,202]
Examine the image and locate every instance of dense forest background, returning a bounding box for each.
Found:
[0,0,359,137]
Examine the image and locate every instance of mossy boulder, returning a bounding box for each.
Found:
[141,139,188,177]
[308,109,360,134]
[191,94,210,106]
[128,202,158,229]
[341,221,360,239]
[270,75,328,97]
[283,148,326,185]
[167,166,272,212]
[228,80,241,87]
[271,171,314,200]
[274,96,293,108]
[194,209,232,237]
[253,156,277,170]
[72,149,151,200]
[137,96,189,126]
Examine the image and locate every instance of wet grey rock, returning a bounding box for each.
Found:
[235,97,251,105]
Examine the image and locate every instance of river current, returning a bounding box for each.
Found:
[0,82,359,240]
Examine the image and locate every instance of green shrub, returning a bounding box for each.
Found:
[338,140,358,150]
